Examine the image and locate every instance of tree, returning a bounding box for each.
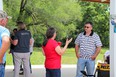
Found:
[77,2,109,47]
[4,0,82,46]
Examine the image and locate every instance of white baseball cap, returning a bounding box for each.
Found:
[0,10,12,19]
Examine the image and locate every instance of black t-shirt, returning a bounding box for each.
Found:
[14,29,31,53]
[10,34,15,49]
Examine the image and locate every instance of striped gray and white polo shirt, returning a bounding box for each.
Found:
[75,32,102,59]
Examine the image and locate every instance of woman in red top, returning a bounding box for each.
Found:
[42,27,72,77]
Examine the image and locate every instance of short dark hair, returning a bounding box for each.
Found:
[13,28,17,31]
[85,22,93,26]
[17,21,26,29]
[17,21,24,25]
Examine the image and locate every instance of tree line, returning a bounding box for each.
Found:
[3,0,109,47]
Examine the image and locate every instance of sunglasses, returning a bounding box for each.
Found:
[84,26,90,28]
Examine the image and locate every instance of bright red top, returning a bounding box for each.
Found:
[42,39,61,69]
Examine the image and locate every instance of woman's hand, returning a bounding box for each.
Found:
[66,38,73,45]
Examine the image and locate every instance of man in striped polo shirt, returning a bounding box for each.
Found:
[75,22,102,77]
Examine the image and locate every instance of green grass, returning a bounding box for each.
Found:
[6,47,108,65]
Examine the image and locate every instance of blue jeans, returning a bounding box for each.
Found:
[0,64,5,77]
[46,68,61,77]
[76,58,95,77]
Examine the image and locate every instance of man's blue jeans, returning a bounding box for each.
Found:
[0,64,5,77]
[76,58,95,77]
[46,68,61,77]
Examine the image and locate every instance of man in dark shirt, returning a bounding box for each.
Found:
[9,28,17,70]
[13,22,32,77]
[10,28,17,50]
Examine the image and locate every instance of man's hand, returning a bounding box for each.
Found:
[76,54,80,59]
[91,55,97,60]
[91,47,101,60]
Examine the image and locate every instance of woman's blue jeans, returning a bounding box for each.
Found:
[46,68,61,77]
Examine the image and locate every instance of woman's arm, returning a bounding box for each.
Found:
[55,38,72,55]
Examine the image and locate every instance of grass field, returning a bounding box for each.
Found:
[6,47,108,65]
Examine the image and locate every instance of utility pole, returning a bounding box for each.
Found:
[0,0,3,10]
[110,0,116,77]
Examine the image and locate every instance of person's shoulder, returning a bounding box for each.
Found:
[50,40,59,47]
[49,39,57,44]
[26,30,31,32]
[105,50,110,54]
[25,30,31,34]
[0,26,9,31]
[15,30,20,34]
[80,32,84,34]
[78,32,84,37]
[21,29,29,32]
[104,50,110,57]
[93,32,97,35]
[77,32,83,35]
[19,30,30,33]
[49,39,56,42]
[0,26,10,34]
[93,32,99,36]
[0,25,5,29]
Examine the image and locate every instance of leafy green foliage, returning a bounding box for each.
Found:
[77,2,109,47]
[3,0,82,46]
[3,0,109,47]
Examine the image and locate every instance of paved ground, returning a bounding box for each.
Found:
[5,65,76,77]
